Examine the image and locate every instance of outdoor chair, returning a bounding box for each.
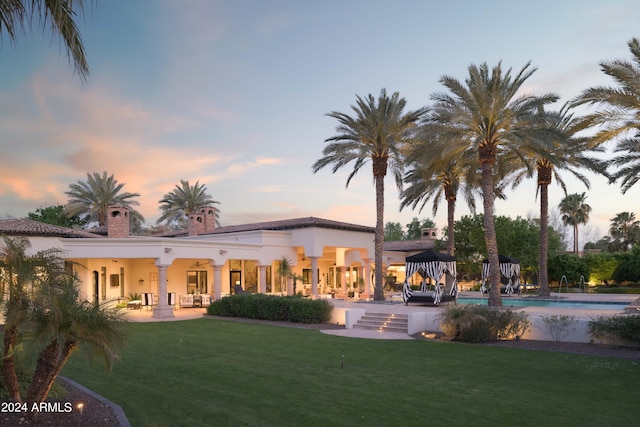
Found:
[168,292,176,307]
[141,293,155,310]
[233,285,247,295]
[180,294,194,308]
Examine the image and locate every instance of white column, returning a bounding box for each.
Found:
[340,267,347,295]
[258,265,268,294]
[152,264,174,319]
[363,258,372,297]
[213,265,222,300]
[310,256,319,297]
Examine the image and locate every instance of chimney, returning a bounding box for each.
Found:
[108,205,130,238]
[421,228,437,240]
[188,213,205,237]
[200,206,216,234]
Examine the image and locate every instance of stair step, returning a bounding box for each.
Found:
[353,323,408,332]
[353,311,408,332]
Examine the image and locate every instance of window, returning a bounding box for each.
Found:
[302,269,319,284]
[187,271,208,294]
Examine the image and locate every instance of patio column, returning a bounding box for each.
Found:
[310,256,319,297]
[213,265,222,300]
[258,265,268,294]
[152,263,174,319]
[363,258,372,297]
[339,266,347,295]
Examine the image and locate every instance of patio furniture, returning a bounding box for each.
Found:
[201,294,211,306]
[180,294,194,308]
[127,300,142,310]
[234,285,247,295]
[402,249,458,305]
[141,293,155,310]
[193,295,202,307]
[480,255,520,295]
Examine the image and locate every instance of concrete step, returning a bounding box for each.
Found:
[353,312,408,332]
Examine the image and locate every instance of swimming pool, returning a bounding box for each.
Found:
[456,297,628,311]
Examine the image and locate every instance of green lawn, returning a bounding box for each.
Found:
[62,318,640,427]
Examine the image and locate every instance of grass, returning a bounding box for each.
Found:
[61,318,640,427]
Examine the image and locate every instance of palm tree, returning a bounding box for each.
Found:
[0,236,125,407]
[559,193,592,253]
[609,212,640,251]
[312,89,427,301]
[277,256,292,294]
[25,276,125,406]
[430,62,558,306]
[0,236,38,401]
[0,0,90,80]
[65,171,143,227]
[157,179,221,226]
[401,127,481,256]
[572,38,640,193]
[509,105,605,296]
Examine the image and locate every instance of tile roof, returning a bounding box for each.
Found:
[156,216,375,237]
[0,219,103,238]
[383,239,436,252]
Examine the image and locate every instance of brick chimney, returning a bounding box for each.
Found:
[421,228,437,240]
[107,205,130,238]
[188,213,205,237]
[200,206,216,233]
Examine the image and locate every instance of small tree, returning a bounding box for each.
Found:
[277,257,292,294]
[0,236,126,408]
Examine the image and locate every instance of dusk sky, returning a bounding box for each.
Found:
[1,0,639,244]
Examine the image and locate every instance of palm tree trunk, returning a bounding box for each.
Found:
[480,162,502,306]
[373,174,385,301]
[2,326,22,402]
[538,183,550,296]
[445,189,456,256]
[574,225,579,253]
[26,340,77,405]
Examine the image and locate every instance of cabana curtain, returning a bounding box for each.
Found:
[480,255,521,295]
[402,249,458,304]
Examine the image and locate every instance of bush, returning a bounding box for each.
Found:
[207,294,332,324]
[439,305,530,343]
[588,315,640,346]
[541,315,577,343]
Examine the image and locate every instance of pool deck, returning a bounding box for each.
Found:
[121,292,639,341]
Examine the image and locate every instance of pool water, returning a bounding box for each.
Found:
[456,297,628,310]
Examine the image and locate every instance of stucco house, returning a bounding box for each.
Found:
[0,206,436,319]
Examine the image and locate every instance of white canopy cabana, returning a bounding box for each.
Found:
[480,255,521,295]
[402,249,458,305]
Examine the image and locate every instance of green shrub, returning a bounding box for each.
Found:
[588,315,640,346]
[541,315,577,343]
[439,305,530,343]
[207,294,332,324]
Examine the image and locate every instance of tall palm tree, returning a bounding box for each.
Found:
[559,193,592,253]
[609,211,640,251]
[401,129,480,256]
[0,0,90,80]
[312,89,427,301]
[572,38,640,193]
[509,105,605,296]
[65,171,143,227]
[157,179,221,226]
[430,62,558,306]
[402,123,515,257]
